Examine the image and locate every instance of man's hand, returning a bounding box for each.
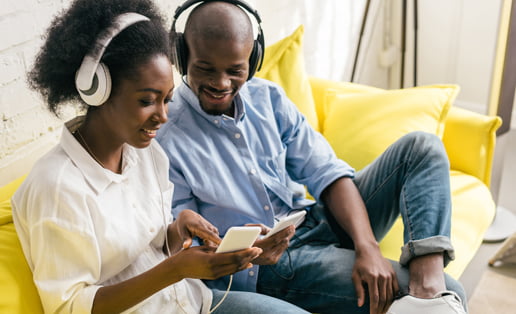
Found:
[352,242,399,314]
[247,224,295,265]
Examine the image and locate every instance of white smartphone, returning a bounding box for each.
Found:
[262,210,307,239]
[215,226,261,253]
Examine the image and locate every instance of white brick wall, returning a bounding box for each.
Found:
[0,0,181,185]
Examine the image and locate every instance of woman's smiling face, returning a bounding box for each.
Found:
[103,54,174,148]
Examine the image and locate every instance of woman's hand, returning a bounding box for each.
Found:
[170,245,263,280]
[167,210,221,254]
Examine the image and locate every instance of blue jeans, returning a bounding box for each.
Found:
[257,132,466,314]
[211,289,309,313]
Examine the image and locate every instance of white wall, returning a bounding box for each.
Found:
[354,0,504,117]
[250,0,367,81]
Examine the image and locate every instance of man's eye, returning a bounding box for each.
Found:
[196,66,212,72]
[229,70,244,76]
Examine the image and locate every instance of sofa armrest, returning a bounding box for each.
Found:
[442,106,502,187]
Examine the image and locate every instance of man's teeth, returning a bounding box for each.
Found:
[206,91,227,99]
[143,129,156,134]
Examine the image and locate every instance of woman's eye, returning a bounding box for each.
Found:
[140,99,154,106]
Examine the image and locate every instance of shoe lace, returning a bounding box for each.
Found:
[432,291,466,313]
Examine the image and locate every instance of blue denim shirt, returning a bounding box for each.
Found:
[156,77,354,291]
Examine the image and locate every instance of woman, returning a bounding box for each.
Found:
[12,0,308,313]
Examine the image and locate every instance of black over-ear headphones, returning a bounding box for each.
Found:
[171,0,264,80]
[75,13,150,106]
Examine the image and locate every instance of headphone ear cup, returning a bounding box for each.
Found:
[247,39,263,80]
[76,62,112,106]
[173,33,189,76]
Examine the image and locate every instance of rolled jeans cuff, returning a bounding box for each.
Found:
[400,236,455,267]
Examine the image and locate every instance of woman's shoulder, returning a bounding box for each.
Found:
[14,145,82,204]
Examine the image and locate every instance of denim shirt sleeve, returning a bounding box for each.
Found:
[251,79,355,200]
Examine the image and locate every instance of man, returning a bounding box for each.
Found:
[157,1,467,313]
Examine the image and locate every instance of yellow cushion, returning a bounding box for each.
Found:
[0,223,43,313]
[0,176,26,203]
[0,178,44,313]
[322,85,459,170]
[379,170,496,279]
[255,25,319,131]
[308,77,382,133]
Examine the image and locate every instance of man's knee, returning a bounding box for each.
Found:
[398,131,448,165]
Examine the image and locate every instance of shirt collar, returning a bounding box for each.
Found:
[177,79,246,126]
[61,116,139,194]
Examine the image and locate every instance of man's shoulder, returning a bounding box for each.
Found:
[244,77,284,92]
[241,77,289,106]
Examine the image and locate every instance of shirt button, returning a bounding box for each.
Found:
[249,270,255,276]
[131,203,137,208]
[234,133,241,139]
[214,120,219,124]
[149,227,155,233]
[250,168,257,175]
[264,205,270,211]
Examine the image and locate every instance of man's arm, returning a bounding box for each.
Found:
[321,177,399,314]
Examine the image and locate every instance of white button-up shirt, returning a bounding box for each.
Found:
[12,117,212,314]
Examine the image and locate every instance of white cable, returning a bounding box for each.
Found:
[208,274,233,313]
[150,146,170,257]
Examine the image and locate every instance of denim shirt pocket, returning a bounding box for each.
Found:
[257,146,288,184]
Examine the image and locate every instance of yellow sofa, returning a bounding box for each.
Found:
[253,24,502,279]
[0,25,502,313]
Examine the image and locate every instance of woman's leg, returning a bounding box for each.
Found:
[210,289,310,314]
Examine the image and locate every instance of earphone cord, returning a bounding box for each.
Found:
[208,274,233,313]
[150,147,170,257]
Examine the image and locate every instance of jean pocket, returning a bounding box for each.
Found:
[269,248,295,280]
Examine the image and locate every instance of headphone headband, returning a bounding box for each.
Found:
[75,12,150,106]
[172,0,261,25]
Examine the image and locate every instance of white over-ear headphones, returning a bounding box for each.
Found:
[75,12,150,106]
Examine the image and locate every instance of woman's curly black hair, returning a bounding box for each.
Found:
[28,0,171,116]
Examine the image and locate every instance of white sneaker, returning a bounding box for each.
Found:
[387,291,467,314]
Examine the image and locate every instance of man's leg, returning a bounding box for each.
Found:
[256,202,463,314]
[352,131,466,308]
